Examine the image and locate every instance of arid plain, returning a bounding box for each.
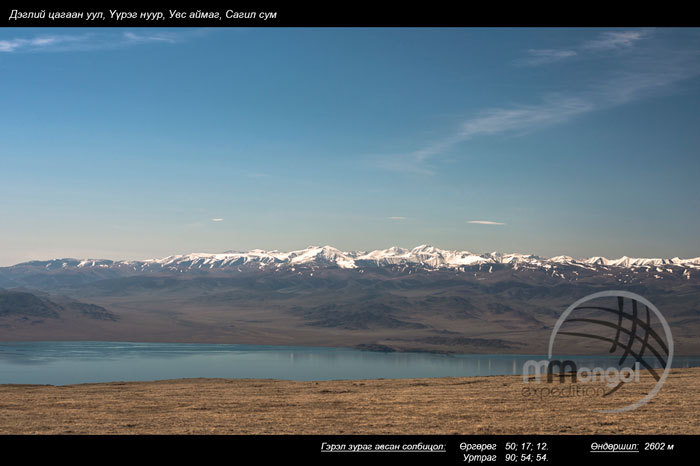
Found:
[1,367,697,434]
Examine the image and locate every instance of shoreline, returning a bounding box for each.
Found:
[3,339,700,357]
[1,367,698,435]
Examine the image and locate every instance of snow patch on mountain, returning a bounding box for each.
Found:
[9,246,700,274]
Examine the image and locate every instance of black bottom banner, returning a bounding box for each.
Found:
[0,434,694,465]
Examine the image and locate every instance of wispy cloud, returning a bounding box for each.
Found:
[123,31,178,44]
[583,30,651,50]
[381,95,594,173]
[517,49,577,66]
[0,30,205,53]
[380,30,700,174]
[458,96,593,140]
[387,216,407,220]
[516,29,653,68]
[0,35,81,53]
[468,220,506,225]
[211,218,224,222]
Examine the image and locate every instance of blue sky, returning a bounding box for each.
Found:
[1,28,699,264]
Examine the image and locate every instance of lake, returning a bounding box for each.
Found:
[1,341,698,385]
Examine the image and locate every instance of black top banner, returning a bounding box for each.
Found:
[1,5,698,27]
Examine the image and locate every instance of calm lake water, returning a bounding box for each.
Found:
[1,341,699,385]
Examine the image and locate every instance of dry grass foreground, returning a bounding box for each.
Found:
[0,367,698,434]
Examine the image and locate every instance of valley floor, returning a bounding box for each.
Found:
[0,368,698,434]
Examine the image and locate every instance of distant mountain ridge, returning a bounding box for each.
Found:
[9,244,700,273]
[1,246,699,353]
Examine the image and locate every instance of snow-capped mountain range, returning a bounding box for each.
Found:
[15,245,700,273]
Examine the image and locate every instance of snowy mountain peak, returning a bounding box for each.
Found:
[8,246,700,276]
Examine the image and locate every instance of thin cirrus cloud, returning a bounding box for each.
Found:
[582,30,651,50]
[0,35,80,52]
[517,29,653,67]
[379,95,595,173]
[387,216,407,220]
[468,220,506,225]
[123,31,178,44]
[516,49,577,66]
[0,30,200,53]
[379,29,700,174]
[211,218,224,222]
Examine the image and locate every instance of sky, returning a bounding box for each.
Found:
[1,27,699,265]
